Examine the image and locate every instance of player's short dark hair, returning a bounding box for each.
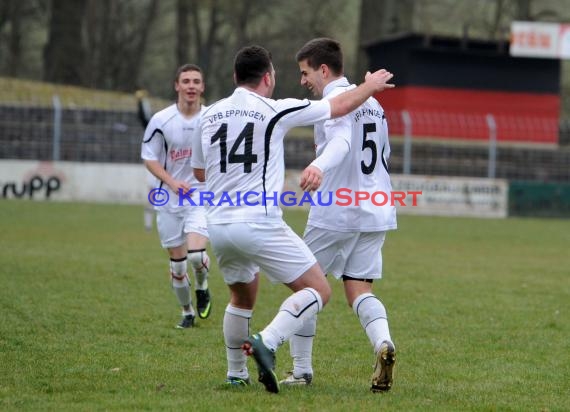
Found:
[295,38,343,76]
[174,64,203,82]
[234,45,273,87]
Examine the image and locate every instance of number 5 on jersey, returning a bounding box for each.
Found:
[361,122,389,175]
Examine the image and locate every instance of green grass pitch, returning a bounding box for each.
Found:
[0,200,568,411]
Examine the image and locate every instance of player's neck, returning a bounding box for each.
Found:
[177,100,200,118]
[322,75,345,96]
[239,84,270,98]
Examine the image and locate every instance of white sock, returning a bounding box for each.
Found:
[144,206,154,231]
[224,304,252,379]
[352,292,392,354]
[188,250,209,290]
[170,258,193,314]
[289,314,316,376]
[260,288,322,352]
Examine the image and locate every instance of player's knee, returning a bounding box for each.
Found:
[170,257,187,276]
[306,264,331,305]
[187,249,209,271]
[318,282,332,306]
[170,257,188,285]
[280,287,324,316]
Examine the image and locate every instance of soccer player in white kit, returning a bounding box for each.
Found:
[136,89,157,232]
[281,38,397,392]
[191,45,394,393]
[141,64,212,328]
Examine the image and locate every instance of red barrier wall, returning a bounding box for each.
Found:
[375,86,559,143]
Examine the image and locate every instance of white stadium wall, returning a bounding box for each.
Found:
[0,160,148,205]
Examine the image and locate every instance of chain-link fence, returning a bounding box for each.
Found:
[1,98,569,183]
[0,104,145,163]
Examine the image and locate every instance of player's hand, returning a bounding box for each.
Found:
[300,165,323,192]
[364,69,395,92]
[168,179,191,196]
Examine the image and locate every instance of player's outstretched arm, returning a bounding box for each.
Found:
[329,69,394,118]
[300,165,323,192]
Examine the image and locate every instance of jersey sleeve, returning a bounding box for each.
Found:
[190,122,205,169]
[141,116,164,161]
[277,98,331,129]
[310,110,352,173]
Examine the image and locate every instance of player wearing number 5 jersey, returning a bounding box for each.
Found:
[280,38,397,392]
[191,45,395,392]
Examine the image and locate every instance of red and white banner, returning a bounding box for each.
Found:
[510,21,570,59]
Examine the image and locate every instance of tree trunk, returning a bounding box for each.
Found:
[123,0,158,90]
[7,0,22,77]
[515,0,532,20]
[235,1,251,49]
[355,0,414,76]
[43,0,87,85]
[176,0,190,67]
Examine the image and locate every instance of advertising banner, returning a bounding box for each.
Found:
[391,175,508,218]
[510,21,570,59]
[0,160,147,204]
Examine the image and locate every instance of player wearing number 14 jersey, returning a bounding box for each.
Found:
[280,38,397,392]
[191,45,395,392]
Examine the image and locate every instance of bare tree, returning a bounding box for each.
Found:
[1,1,24,76]
[234,1,252,48]
[124,0,159,90]
[515,0,532,20]
[82,0,158,91]
[356,0,414,76]
[183,0,235,100]
[176,0,191,67]
[4,0,23,77]
[190,0,221,77]
[83,0,108,88]
[43,0,87,85]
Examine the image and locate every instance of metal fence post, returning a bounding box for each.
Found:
[486,114,497,179]
[52,94,62,161]
[401,110,412,174]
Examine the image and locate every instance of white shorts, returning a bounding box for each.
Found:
[156,207,208,249]
[304,225,386,280]
[208,221,317,285]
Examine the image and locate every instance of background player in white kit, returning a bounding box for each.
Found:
[281,38,397,392]
[141,64,212,328]
[191,45,395,393]
[135,88,156,232]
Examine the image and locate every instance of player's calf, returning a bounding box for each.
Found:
[188,249,211,318]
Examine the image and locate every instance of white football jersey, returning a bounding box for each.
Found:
[191,87,331,224]
[307,77,397,232]
[141,103,205,211]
